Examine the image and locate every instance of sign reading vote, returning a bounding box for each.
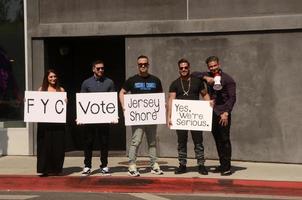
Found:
[170,99,213,131]
[124,93,166,126]
[24,91,67,123]
[76,92,118,124]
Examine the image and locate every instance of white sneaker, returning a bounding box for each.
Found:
[151,168,164,175]
[128,170,140,177]
[82,167,91,176]
[151,163,164,175]
[100,167,111,176]
[128,164,140,177]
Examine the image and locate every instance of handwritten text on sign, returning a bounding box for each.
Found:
[171,99,213,131]
[24,91,67,123]
[76,92,118,124]
[124,93,166,126]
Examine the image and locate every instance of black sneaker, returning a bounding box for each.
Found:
[39,173,48,177]
[198,165,208,175]
[174,165,187,174]
[221,169,232,176]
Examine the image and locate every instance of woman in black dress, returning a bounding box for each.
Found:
[37,69,65,176]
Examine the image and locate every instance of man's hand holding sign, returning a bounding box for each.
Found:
[76,92,118,124]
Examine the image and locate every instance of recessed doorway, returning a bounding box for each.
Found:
[44,36,126,153]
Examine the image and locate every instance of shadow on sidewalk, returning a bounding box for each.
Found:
[60,164,247,176]
[62,167,82,175]
[207,165,247,174]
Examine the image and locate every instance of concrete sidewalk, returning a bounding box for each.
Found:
[0,155,301,197]
[0,155,301,181]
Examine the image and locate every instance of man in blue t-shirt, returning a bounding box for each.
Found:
[119,55,163,177]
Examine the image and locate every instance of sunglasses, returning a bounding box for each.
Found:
[179,66,189,70]
[138,63,149,67]
[95,67,105,71]
[208,64,219,68]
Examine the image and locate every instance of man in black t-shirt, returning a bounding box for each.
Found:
[121,73,162,94]
[167,58,211,175]
[119,55,164,177]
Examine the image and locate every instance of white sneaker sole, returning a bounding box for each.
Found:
[81,173,91,176]
[151,170,164,175]
[128,172,140,177]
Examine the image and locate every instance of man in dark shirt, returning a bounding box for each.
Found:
[167,58,211,175]
[119,55,164,177]
[80,60,115,176]
[194,56,236,176]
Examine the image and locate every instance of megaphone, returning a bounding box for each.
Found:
[213,73,222,91]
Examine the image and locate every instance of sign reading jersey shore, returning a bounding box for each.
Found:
[76,92,118,124]
[171,99,213,131]
[124,93,166,126]
[24,91,67,123]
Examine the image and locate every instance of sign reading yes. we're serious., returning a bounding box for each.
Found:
[24,91,67,123]
[171,99,213,131]
[124,93,166,126]
[76,92,118,124]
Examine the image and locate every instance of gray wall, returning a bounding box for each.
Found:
[39,0,302,23]
[27,0,302,163]
[39,0,187,23]
[125,33,302,163]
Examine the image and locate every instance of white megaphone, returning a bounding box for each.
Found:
[213,73,222,91]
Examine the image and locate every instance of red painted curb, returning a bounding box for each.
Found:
[0,175,301,197]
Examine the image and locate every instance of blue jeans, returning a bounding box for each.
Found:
[128,125,158,167]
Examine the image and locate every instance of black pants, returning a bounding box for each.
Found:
[83,124,109,168]
[176,130,205,166]
[212,112,232,171]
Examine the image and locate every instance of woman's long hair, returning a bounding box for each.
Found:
[41,69,61,91]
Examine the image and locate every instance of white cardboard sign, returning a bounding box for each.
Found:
[124,93,166,126]
[170,99,213,131]
[76,92,118,124]
[24,91,67,123]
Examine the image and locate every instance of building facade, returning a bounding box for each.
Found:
[1,0,302,163]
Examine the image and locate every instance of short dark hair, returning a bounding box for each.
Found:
[205,56,219,64]
[178,58,190,67]
[137,55,149,61]
[92,59,104,68]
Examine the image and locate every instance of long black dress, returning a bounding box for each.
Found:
[37,123,65,174]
